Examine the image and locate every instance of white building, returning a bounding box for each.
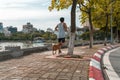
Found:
[22,22,37,33]
[3,28,11,37]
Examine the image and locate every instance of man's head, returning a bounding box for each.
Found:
[60,17,64,22]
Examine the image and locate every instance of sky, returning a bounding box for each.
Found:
[0,0,81,31]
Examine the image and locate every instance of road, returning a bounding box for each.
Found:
[109,47,120,77]
[103,47,120,80]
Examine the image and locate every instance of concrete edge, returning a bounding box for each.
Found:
[0,46,49,61]
[89,45,119,80]
[102,47,120,80]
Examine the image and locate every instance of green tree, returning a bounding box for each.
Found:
[112,0,120,42]
[0,33,4,40]
[49,0,80,55]
[90,0,120,45]
[78,0,98,48]
[94,0,114,45]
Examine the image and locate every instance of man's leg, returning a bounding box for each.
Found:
[58,38,62,53]
[58,38,65,53]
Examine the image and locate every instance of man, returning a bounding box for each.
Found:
[55,17,68,53]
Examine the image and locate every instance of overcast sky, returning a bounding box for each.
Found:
[0,0,81,31]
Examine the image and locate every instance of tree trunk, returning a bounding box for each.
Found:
[88,9,94,48]
[119,31,120,43]
[68,33,75,55]
[67,0,77,55]
[89,30,93,48]
[115,19,119,43]
[104,14,109,46]
[116,27,119,43]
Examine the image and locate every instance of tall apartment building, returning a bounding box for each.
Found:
[0,22,3,33]
[22,22,37,33]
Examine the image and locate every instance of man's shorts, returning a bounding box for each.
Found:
[58,38,65,43]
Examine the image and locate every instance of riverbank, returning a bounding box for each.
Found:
[0,40,110,61]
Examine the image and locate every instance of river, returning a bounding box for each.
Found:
[0,41,45,51]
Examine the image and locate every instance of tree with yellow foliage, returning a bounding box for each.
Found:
[49,0,79,55]
[78,0,98,48]
[91,0,120,45]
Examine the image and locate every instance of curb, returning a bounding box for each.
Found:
[89,45,119,80]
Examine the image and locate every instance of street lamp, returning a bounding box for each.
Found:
[110,0,114,44]
[110,3,113,44]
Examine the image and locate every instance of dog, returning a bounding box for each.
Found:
[52,42,62,55]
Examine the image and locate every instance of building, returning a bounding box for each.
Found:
[0,22,3,33]
[7,26,17,33]
[77,27,89,34]
[3,26,17,36]
[3,28,11,37]
[82,19,100,31]
[22,22,37,33]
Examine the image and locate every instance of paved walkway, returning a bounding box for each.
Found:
[0,44,107,80]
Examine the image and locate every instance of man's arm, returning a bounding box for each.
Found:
[63,23,68,32]
[55,25,58,31]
